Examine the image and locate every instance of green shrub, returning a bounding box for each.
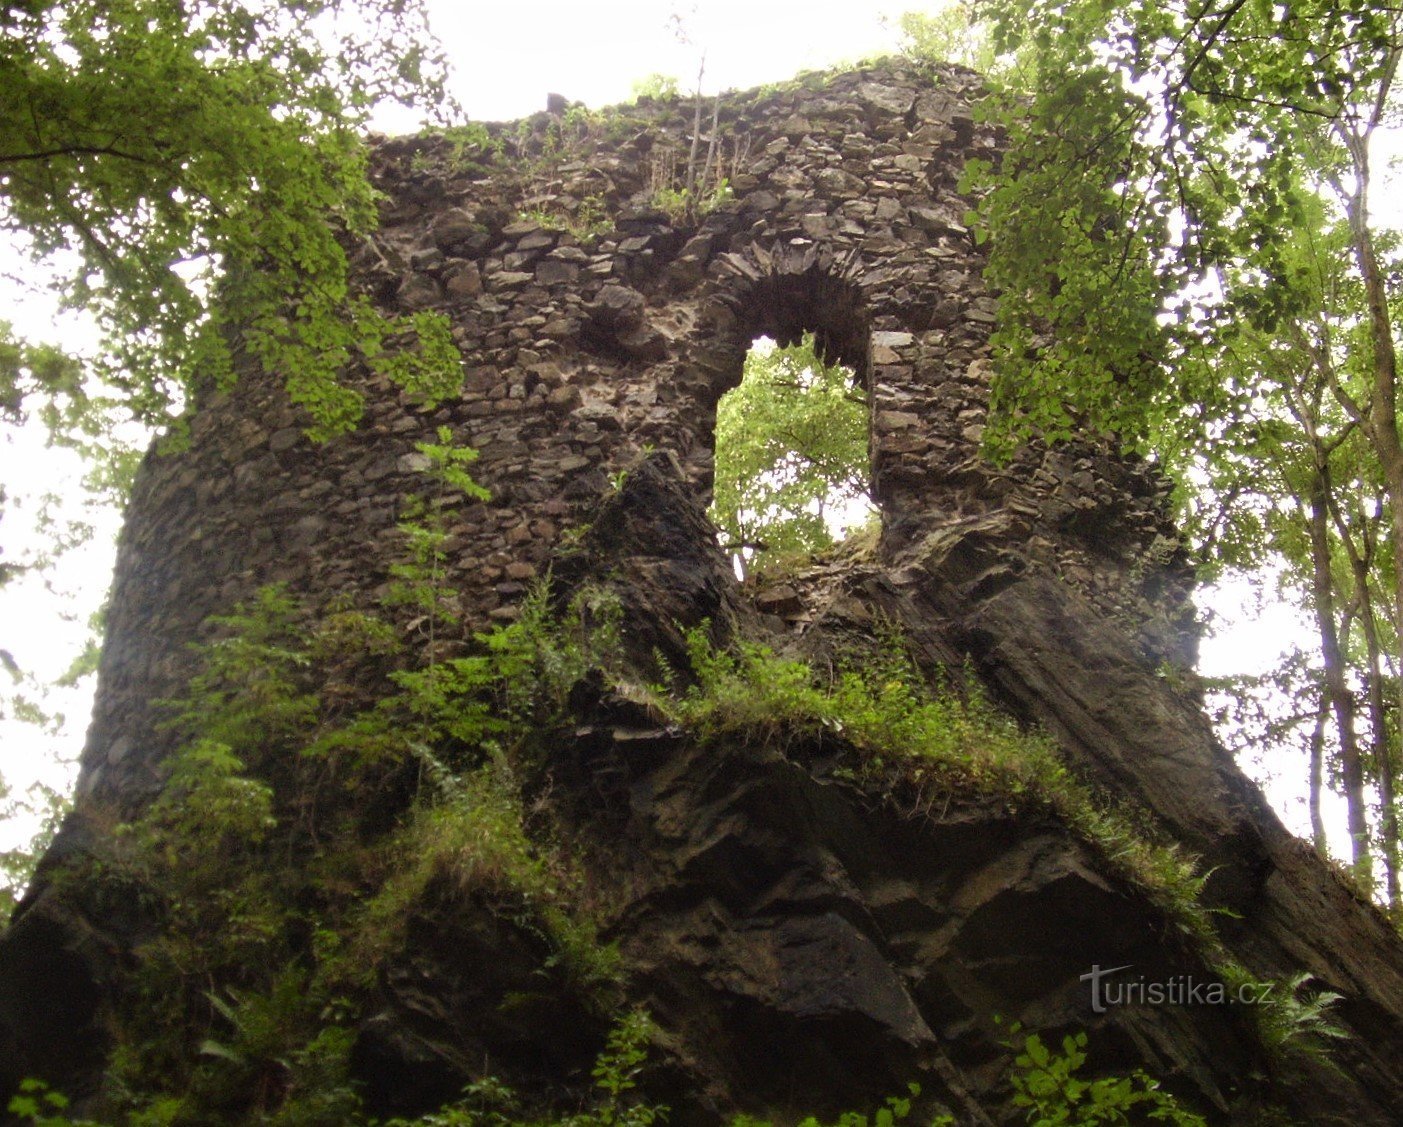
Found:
[1008,1030,1205,1126]
[78,429,622,1120]
[382,1010,664,1127]
[658,625,1342,1074]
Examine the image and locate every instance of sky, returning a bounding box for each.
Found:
[0,0,1339,855]
[393,1,902,125]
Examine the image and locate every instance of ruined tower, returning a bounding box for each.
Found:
[4,59,1403,1125]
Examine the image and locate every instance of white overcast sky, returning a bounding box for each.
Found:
[0,0,1338,850]
[394,1,901,125]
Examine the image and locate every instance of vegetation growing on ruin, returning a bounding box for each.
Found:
[710,334,876,579]
[656,623,1347,1073]
[1,428,1336,1121]
[12,531,1331,1122]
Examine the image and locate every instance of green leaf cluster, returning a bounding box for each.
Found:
[76,574,621,1122]
[1009,1029,1205,1125]
[1,0,460,444]
[710,335,874,576]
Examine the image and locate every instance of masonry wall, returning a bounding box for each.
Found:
[75,59,1193,808]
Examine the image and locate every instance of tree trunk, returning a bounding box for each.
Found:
[1306,470,1372,882]
[1310,695,1329,852]
[1358,578,1401,906]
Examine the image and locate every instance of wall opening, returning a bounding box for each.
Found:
[709,332,877,580]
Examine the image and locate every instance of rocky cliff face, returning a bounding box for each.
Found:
[3,58,1403,1125]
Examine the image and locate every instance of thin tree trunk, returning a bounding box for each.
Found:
[1358,580,1400,906]
[1339,139,1403,897]
[1323,483,1399,905]
[685,54,706,199]
[700,95,721,198]
[1306,469,1372,882]
[1309,696,1329,852]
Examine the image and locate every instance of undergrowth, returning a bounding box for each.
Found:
[13,429,1339,1121]
[10,1020,1217,1127]
[30,433,624,1125]
[653,625,1347,1072]
[1006,1028,1206,1126]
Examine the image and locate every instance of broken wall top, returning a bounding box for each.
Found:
[78,57,1192,806]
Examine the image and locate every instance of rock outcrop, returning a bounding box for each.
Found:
[3,58,1403,1125]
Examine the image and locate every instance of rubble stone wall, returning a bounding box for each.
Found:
[77,58,1193,807]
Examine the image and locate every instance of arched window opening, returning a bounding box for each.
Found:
[710,332,877,580]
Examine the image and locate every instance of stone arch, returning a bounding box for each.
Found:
[704,244,871,394]
[686,245,875,519]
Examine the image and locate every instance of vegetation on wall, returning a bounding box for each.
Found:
[909,0,1403,901]
[78,582,616,1123]
[657,624,1347,1075]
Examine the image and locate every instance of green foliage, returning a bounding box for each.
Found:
[12,1024,1227,1127]
[517,196,612,243]
[664,625,1358,1077]
[84,574,618,1119]
[710,335,874,577]
[87,577,1329,1121]
[75,441,624,1120]
[958,67,1174,459]
[966,0,1403,909]
[1249,972,1348,1064]
[341,745,619,999]
[892,6,1002,74]
[1008,1030,1205,1125]
[382,428,493,661]
[7,1077,101,1126]
[380,1011,663,1127]
[650,180,733,223]
[667,627,1296,999]
[412,425,491,504]
[641,90,745,228]
[961,0,1399,456]
[442,123,506,171]
[1,0,460,445]
[741,1084,942,1127]
[631,74,681,102]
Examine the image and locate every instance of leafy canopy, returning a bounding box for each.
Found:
[709,334,874,574]
[0,0,462,444]
[964,0,1403,889]
[969,0,1402,459]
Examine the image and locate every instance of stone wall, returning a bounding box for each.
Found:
[18,59,1403,1127]
[76,58,1192,808]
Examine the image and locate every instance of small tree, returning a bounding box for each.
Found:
[710,335,874,579]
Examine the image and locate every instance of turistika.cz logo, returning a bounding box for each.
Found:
[1080,964,1275,1014]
